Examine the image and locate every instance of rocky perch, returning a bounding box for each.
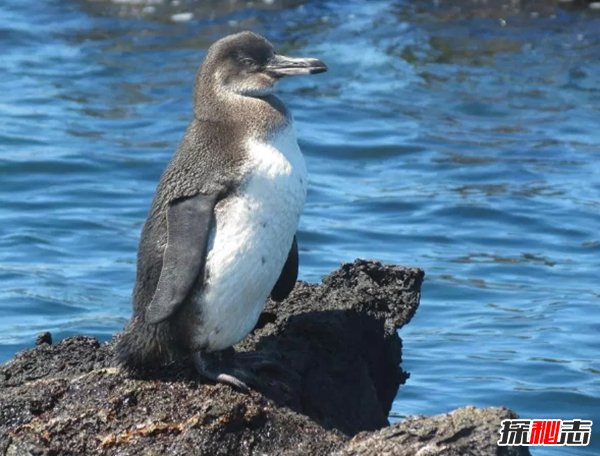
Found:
[0,260,528,455]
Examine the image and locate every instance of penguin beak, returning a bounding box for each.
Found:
[266,54,328,77]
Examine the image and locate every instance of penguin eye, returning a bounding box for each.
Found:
[240,57,255,66]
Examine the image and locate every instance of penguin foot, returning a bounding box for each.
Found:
[213,372,251,392]
[234,351,281,371]
[193,349,277,392]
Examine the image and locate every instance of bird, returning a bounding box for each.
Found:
[115,31,327,390]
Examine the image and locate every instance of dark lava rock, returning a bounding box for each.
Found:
[0,260,527,456]
[336,406,529,456]
[34,332,52,346]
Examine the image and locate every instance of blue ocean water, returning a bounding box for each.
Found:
[1,1,598,453]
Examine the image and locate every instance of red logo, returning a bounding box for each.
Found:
[498,419,592,446]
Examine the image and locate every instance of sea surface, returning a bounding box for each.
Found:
[1,1,599,454]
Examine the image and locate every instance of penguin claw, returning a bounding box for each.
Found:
[193,350,270,392]
[215,373,251,392]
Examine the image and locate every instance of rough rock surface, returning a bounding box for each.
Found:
[0,260,528,456]
[336,406,529,456]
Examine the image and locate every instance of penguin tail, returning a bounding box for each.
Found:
[114,316,181,373]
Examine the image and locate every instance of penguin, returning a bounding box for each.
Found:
[115,31,327,390]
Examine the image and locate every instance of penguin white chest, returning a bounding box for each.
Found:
[193,124,307,352]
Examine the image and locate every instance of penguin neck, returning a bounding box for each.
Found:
[194,84,291,141]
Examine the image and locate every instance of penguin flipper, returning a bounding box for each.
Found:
[145,193,218,324]
[270,235,298,302]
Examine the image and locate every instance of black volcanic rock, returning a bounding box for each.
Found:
[336,406,529,456]
[0,260,527,456]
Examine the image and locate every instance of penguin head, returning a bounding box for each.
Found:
[200,31,327,98]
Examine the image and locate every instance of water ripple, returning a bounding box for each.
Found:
[1,1,599,454]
